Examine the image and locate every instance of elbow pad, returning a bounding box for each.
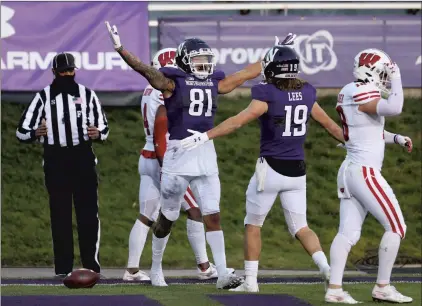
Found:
[376,78,404,116]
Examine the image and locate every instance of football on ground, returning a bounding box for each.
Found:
[63,268,100,289]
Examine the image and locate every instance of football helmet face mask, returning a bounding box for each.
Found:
[151,48,177,70]
[175,38,215,79]
[262,46,300,81]
[353,48,392,94]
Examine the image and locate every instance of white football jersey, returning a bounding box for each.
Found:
[336,82,385,170]
[141,85,164,151]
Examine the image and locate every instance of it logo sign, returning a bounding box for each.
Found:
[1,5,16,39]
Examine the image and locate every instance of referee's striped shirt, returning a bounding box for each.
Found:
[16,84,109,146]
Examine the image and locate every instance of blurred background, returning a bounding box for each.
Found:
[1,1,421,272]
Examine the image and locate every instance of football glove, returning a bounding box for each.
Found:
[274,33,297,46]
[384,62,401,80]
[395,135,413,153]
[105,21,122,50]
[180,129,209,151]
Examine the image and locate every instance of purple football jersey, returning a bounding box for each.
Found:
[159,67,225,140]
[252,82,317,160]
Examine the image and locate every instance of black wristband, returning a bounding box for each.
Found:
[394,134,399,144]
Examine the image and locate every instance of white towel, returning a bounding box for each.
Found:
[255,157,268,192]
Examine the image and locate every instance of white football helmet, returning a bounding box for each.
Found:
[151,48,177,70]
[353,48,393,94]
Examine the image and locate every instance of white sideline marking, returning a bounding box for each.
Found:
[1,280,421,287]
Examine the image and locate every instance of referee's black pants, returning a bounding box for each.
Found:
[43,144,100,275]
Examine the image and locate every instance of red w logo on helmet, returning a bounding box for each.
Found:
[358,53,381,67]
[158,51,176,67]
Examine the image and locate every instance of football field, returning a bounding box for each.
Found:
[2,274,421,306]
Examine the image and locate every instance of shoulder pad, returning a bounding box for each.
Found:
[159,67,186,79]
[251,83,271,102]
[212,70,225,81]
[352,83,381,104]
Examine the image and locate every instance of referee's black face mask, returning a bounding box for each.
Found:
[52,69,76,83]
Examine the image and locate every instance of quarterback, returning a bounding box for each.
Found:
[325,49,413,304]
[181,39,345,292]
[123,48,232,282]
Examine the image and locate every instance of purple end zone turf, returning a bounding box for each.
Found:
[1,295,162,306]
[209,294,313,306]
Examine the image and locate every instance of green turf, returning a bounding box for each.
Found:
[1,96,421,268]
[1,283,420,306]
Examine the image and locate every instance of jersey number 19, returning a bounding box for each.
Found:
[282,105,308,137]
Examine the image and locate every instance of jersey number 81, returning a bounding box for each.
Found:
[188,88,213,117]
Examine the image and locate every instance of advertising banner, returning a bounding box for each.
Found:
[1,2,150,92]
[158,16,421,88]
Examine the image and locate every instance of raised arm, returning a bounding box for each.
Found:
[217,62,262,94]
[311,102,344,144]
[217,33,298,95]
[105,21,175,93]
[16,92,45,143]
[358,63,403,117]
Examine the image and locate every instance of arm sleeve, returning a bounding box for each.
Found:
[376,78,404,117]
[153,106,168,166]
[91,91,109,141]
[384,130,399,144]
[16,92,44,143]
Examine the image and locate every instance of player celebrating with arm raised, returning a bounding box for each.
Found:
[324,50,413,304]
[180,42,345,292]
[105,21,286,289]
[123,48,233,282]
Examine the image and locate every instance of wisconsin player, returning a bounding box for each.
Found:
[106,21,287,289]
[123,48,230,282]
[181,43,345,292]
[324,49,413,304]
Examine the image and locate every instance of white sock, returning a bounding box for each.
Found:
[151,233,170,273]
[206,230,227,277]
[186,219,209,265]
[312,250,330,272]
[127,219,150,269]
[329,234,352,286]
[377,231,401,284]
[327,288,343,294]
[244,260,259,284]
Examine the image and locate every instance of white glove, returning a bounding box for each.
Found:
[275,33,297,46]
[180,129,209,151]
[384,62,401,80]
[395,135,413,153]
[105,21,122,50]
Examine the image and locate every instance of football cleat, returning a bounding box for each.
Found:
[197,263,235,280]
[229,282,259,292]
[372,285,413,303]
[216,273,244,290]
[122,270,150,281]
[325,289,362,304]
[150,270,168,287]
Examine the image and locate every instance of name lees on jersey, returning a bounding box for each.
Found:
[1,51,130,70]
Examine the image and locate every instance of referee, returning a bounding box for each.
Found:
[16,53,109,277]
